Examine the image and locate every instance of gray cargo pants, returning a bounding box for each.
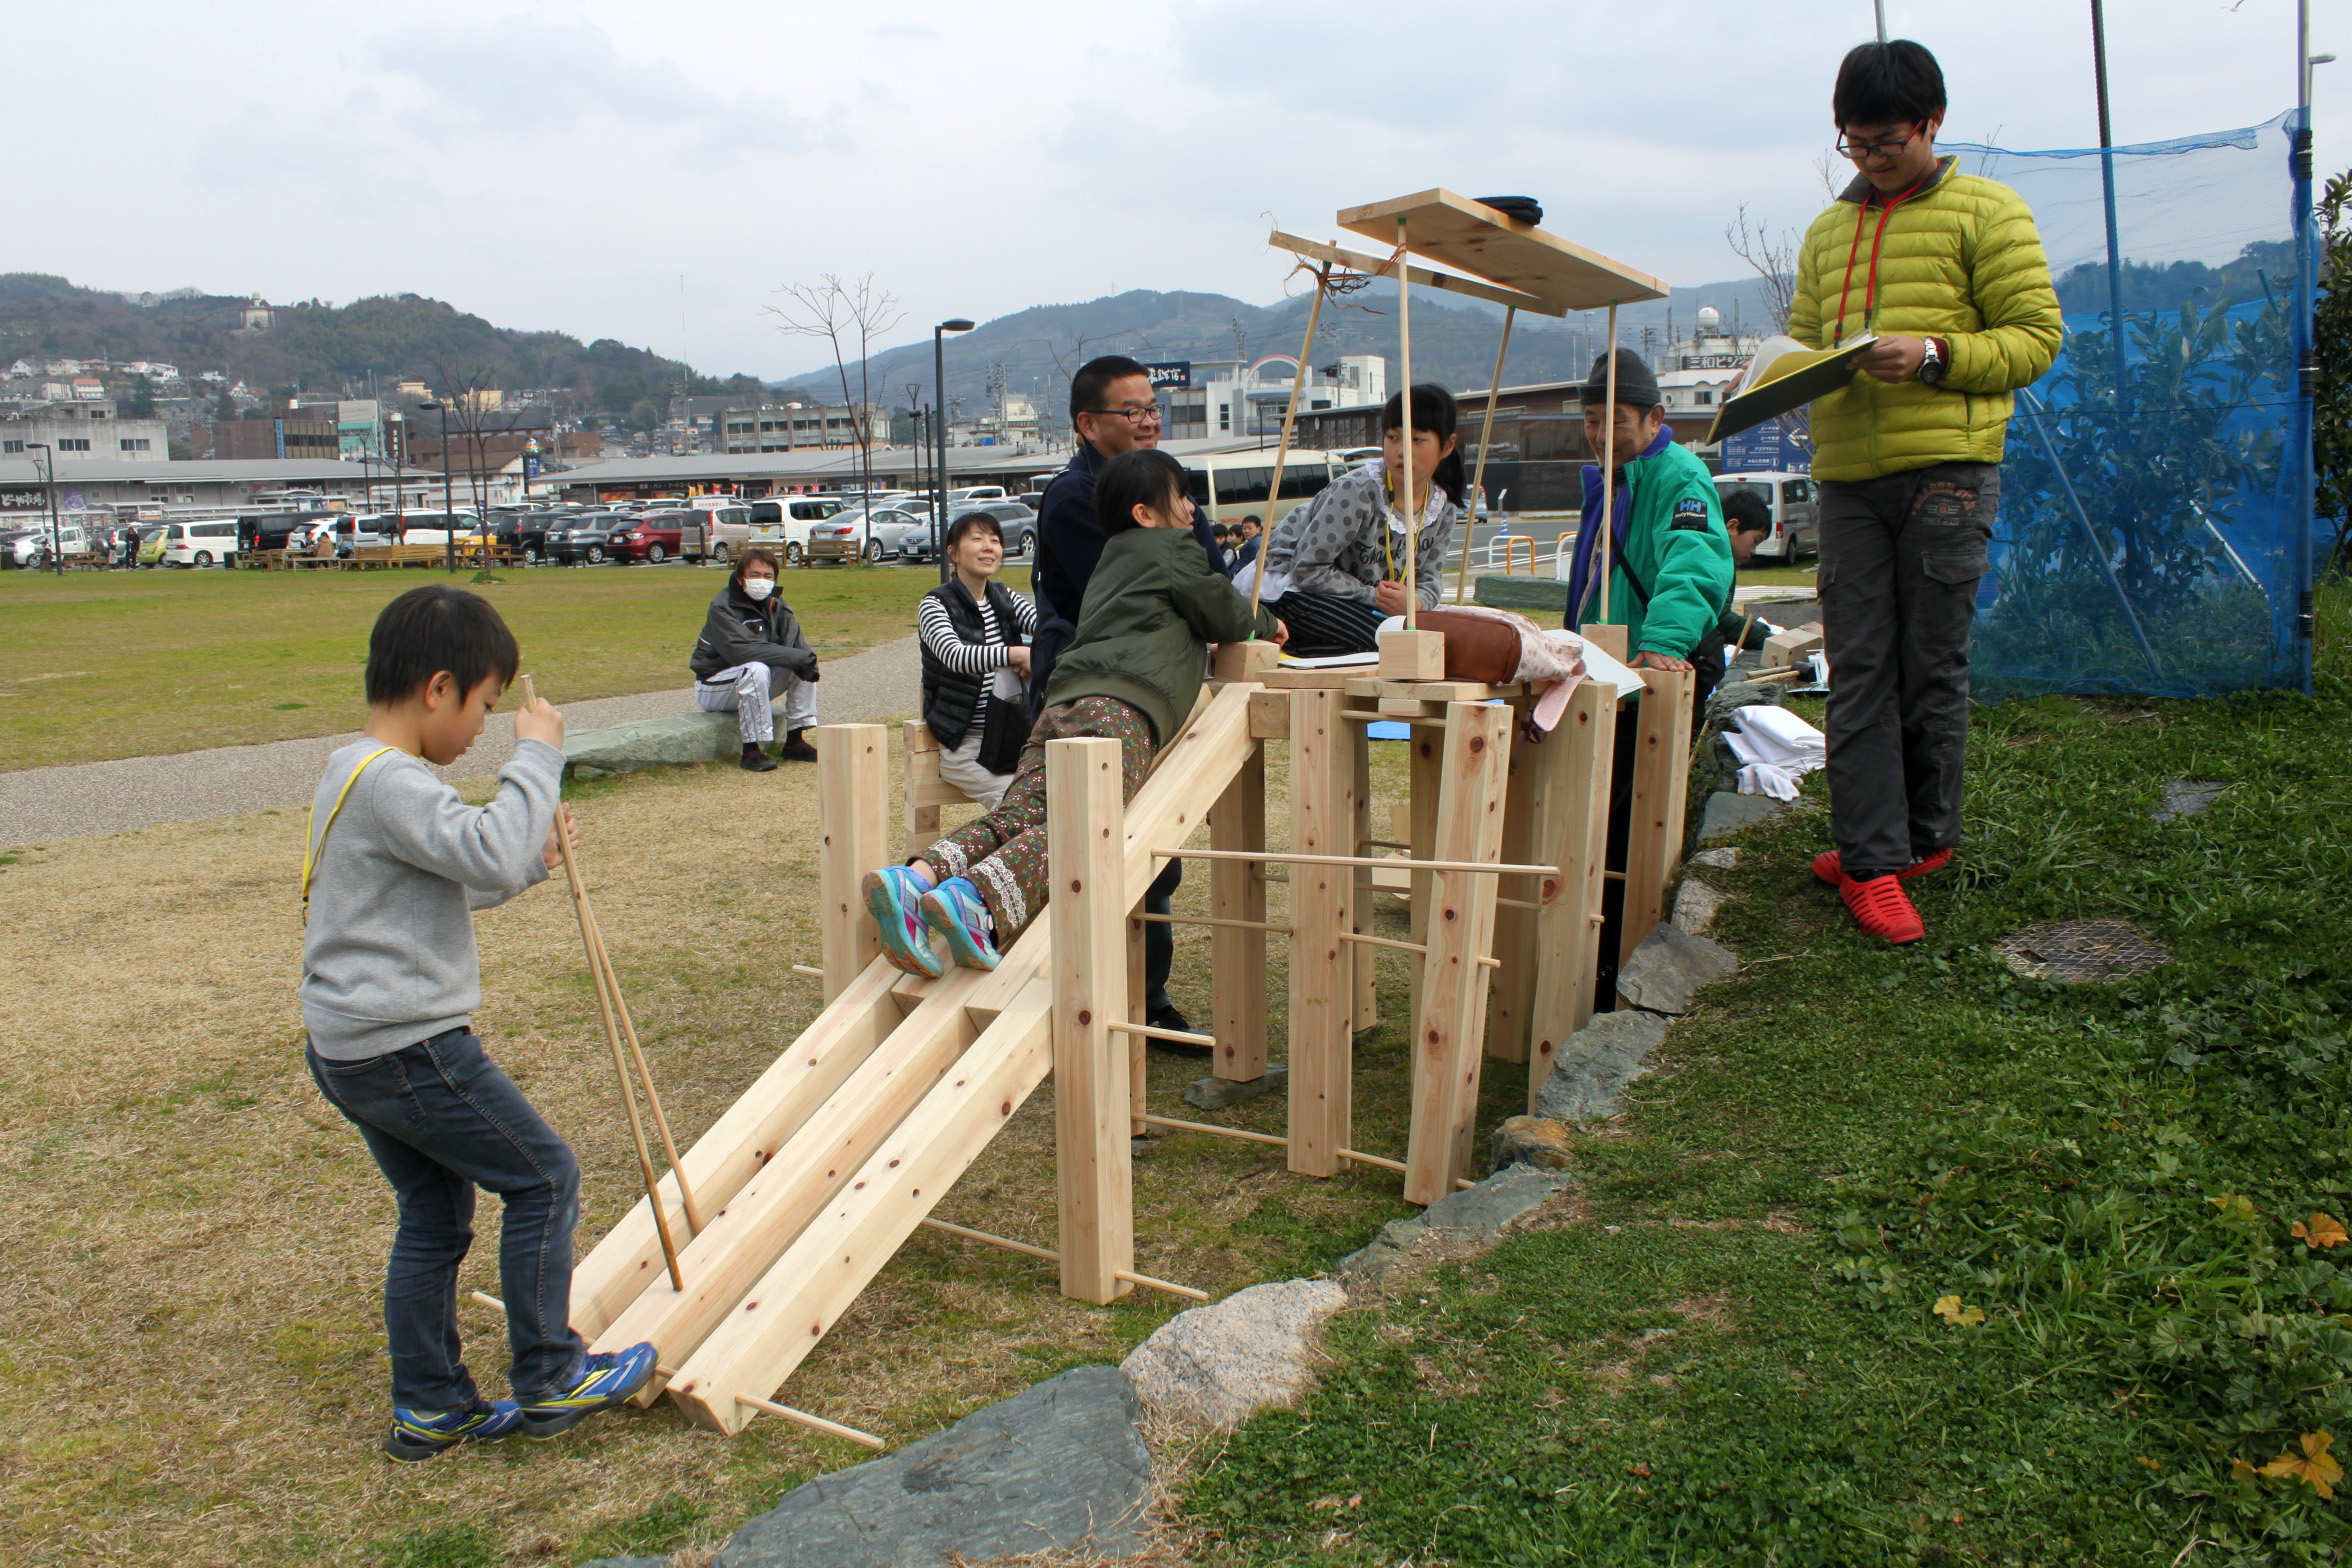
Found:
[1817,461,1997,880]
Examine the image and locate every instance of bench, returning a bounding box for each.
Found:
[350,544,454,569]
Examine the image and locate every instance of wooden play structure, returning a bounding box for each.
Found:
[556,197,1696,1445]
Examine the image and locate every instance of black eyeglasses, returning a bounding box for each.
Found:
[1084,404,1162,424]
[1837,124,1924,161]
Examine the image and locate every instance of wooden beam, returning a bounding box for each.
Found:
[1268,229,1564,316]
[1527,682,1619,1106]
[903,720,944,860]
[667,979,1058,1436]
[817,724,888,1003]
[1286,688,1354,1177]
[1405,723,1442,1034]
[1126,912,1147,1138]
[1619,668,1696,965]
[1050,737,1134,1304]
[1211,742,1269,1081]
[1333,190,1670,312]
[1403,703,1512,1205]
[1350,727,1377,1032]
[1485,707,1540,1065]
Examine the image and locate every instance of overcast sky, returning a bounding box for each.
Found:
[21,1,2341,381]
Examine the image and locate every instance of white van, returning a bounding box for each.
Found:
[747,496,846,566]
[164,518,242,568]
[1713,472,1819,562]
[682,501,755,564]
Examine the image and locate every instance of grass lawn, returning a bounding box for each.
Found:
[1185,591,2352,1565]
[0,562,1015,773]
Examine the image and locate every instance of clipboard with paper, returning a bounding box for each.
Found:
[1705,332,1878,445]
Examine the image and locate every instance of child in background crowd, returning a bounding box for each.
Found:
[864,449,1285,976]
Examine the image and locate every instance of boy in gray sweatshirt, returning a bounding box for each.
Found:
[301,584,654,1460]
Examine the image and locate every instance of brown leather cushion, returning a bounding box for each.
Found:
[1417,608,1525,684]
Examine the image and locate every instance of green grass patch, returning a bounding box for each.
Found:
[1191,678,2352,1565]
[0,562,1019,771]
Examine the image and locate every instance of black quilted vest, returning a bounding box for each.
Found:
[920,577,1027,749]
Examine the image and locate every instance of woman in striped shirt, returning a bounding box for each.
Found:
[917,511,1039,808]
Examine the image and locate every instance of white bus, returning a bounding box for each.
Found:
[1180,448,1346,526]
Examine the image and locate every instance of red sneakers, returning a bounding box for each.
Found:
[1837,871,1925,945]
[1811,846,1953,887]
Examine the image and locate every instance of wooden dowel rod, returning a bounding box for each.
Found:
[1494,896,1540,911]
[1140,1112,1291,1149]
[1340,1147,1409,1175]
[1603,869,1626,882]
[1336,931,1499,968]
[1117,1269,1211,1303]
[1459,305,1517,604]
[734,1393,888,1451]
[470,1291,506,1314]
[1133,913,1293,935]
[1251,260,1331,619]
[1397,213,1418,632]
[920,1216,1059,1263]
[583,896,706,1235]
[1599,300,1619,624]
[1158,847,1557,876]
[1107,1019,1218,1048]
[789,963,824,979]
[1358,838,1415,851]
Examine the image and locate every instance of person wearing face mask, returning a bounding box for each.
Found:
[690,546,819,771]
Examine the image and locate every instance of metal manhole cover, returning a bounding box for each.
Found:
[1997,920,2170,982]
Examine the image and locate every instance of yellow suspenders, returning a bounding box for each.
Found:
[301,745,399,926]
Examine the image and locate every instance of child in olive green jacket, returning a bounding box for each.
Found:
[862,449,1284,975]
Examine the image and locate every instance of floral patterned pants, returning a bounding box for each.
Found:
[920,696,1157,938]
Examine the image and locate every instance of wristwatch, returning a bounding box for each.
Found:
[1918,337,1949,386]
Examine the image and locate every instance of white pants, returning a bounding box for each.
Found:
[696,661,817,745]
[934,666,1025,808]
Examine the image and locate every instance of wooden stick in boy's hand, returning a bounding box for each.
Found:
[518,675,695,1292]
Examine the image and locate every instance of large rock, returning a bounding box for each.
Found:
[1616,923,1740,1015]
[1420,1162,1571,1239]
[2155,779,2225,822]
[1697,789,1794,843]
[1183,1064,1287,1111]
[1491,1115,1575,1171]
[1671,877,1725,935]
[713,1367,1154,1567]
[1334,1217,1428,1293]
[1121,1278,1347,1431]
[1531,1010,1670,1124]
[1704,677,1784,727]
[564,710,739,777]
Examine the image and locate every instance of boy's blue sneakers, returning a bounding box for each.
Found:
[864,866,944,978]
[519,1342,659,1438]
[384,1400,523,1461]
[919,878,1001,971]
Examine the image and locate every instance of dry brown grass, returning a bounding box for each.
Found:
[0,721,1454,1567]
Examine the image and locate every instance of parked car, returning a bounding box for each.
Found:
[806,506,909,563]
[550,515,635,565]
[238,510,333,555]
[292,515,396,557]
[748,496,845,566]
[682,501,754,564]
[9,522,96,566]
[949,501,1038,557]
[608,510,691,564]
[1713,472,1818,561]
[944,485,1009,505]
[161,518,243,568]
[393,512,487,549]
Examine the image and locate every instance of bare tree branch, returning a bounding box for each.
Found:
[1725,205,1800,334]
[429,358,500,520]
[768,273,903,502]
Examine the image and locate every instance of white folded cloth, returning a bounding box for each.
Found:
[1723,704,1825,800]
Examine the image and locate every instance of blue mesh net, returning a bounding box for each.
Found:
[1943,110,2316,699]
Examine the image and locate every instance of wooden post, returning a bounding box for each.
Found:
[1619,667,1696,965]
[1485,712,1539,1064]
[1403,702,1512,1205]
[1404,723,1442,1034]
[1396,213,1417,631]
[1049,737,1133,1304]
[1527,681,1618,1105]
[816,724,888,1003]
[902,720,949,860]
[1209,742,1268,1081]
[1350,727,1377,1032]
[1457,305,1517,604]
[1286,688,1354,1177]
[1127,912,1147,1137]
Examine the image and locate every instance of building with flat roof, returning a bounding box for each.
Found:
[1,405,170,464]
[0,457,441,519]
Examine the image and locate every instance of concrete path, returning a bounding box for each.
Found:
[0,635,922,849]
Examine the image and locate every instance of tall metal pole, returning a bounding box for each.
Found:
[439,405,455,574]
[934,325,950,583]
[2294,0,2319,671]
[2090,0,2128,413]
[28,443,57,575]
[1874,0,1887,43]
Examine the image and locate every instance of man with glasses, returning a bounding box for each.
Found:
[1787,38,2061,946]
[1029,355,1226,1049]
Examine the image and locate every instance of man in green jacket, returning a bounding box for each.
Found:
[1787,39,2062,946]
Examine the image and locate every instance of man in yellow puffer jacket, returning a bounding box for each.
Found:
[1787,38,2062,946]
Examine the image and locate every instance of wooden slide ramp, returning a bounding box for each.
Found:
[566,684,1264,1435]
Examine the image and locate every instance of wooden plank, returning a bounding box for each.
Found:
[1350,727,1377,1032]
[1127,914,1147,1136]
[1335,190,1669,313]
[567,958,907,1339]
[1210,742,1269,1082]
[1402,702,1512,1205]
[902,721,944,860]
[1261,665,1367,690]
[666,979,1058,1436]
[1484,710,1541,1064]
[1619,668,1696,965]
[1405,722,1442,1033]
[1526,681,1617,1105]
[1286,688,1354,1177]
[1049,737,1133,1303]
[589,685,1264,1377]
[1268,229,1563,317]
[816,725,887,1004]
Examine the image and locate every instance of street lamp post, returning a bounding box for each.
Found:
[24,442,58,575]
[933,319,974,582]
[419,401,455,573]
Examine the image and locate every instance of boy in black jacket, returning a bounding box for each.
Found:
[690,548,819,769]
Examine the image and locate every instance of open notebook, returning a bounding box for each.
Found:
[1706,333,1877,445]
